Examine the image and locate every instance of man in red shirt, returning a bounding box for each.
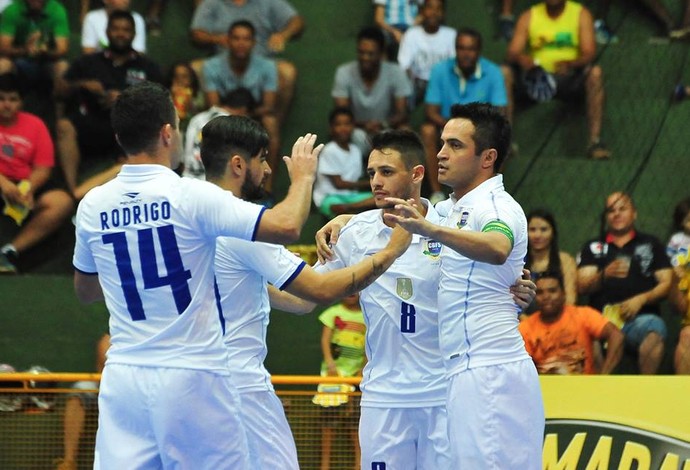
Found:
[0,72,73,273]
[520,271,623,374]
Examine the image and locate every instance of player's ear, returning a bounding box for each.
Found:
[228,154,245,177]
[481,148,497,169]
[411,164,425,185]
[161,123,174,147]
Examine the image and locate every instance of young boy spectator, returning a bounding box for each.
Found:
[312,107,375,218]
[0,72,73,273]
[373,0,422,59]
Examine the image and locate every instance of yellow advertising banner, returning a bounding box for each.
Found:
[541,376,690,469]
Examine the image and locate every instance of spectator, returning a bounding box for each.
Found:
[503,0,611,160]
[314,292,366,470]
[397,0,456,108]
[165,60,206,131]
[498,0,516,41]
[81,0,147,54]
[667,197,690,374]
[0,0,69,93]
[313,107,375,218]
[520,271,624,374]
[182,87,255,180]
[332,26,411,156]
[525,208,578,308]
[190,0,304,123]
[420,28,507,204]
[373,0,422,59]
[0,73,73,274]
[202,20,279,192]
[55,334,110,470]
[577,191,673,374]
[54,10,162,199]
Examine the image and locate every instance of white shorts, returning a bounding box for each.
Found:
[359,406,452,470]
[447,359,544,469]
[240,390,299,469]
[94,364,251,470]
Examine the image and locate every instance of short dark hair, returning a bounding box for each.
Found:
[456,27,482,50]
[108,10,136,31]
[450,102,510,172]
[371,129,425,170]
[200,115,269,180]
[220,87,256,112]
[228,19,255,37]
[111,81,176,155]
[328,106,354,125]
[165,61,200,95]
[0,72,23,96]
[535,271,564,289]
[673,197,690,232]
[357,26,385,52]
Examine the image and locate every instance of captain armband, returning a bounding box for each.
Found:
[481,220,514,248]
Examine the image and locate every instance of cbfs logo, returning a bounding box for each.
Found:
[423,239,442,259]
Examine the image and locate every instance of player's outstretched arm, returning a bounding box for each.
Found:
[255,134,324,244]
[271,225,411,313]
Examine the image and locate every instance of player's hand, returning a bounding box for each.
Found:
[385,224,412,257]
[619,294,646,320]
[268,32,287,53]
[382,197,430,236]
[283,133,322,184]
[511,269,536,310]
[315,214,353,264]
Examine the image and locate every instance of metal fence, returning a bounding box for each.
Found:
[0,373,360,470]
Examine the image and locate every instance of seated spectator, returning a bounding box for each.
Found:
[54,10,162,199]
[373,0,422,59]
[525,209,577,309]
[519,272,624,374]
[503,0,610,160]
[0,73,73,274]
[55,333,110,470]
[166,60,206,131]
[397,0,456,108]
[332,26,411,157]
[577,192,673,374]
[667,197,690,374]
[313,107,375,218]
[0,0,69,94]
[182,87,255,180]
[202,20,279,192]
[81,0,147,54]
[190,0,304,123]
[420,28,507,204]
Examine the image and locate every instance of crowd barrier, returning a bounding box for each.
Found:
[1,374,689,469]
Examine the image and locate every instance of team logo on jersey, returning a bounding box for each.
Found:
[457,210,470,228]
[396,278,413,300]
[422,239,442,258]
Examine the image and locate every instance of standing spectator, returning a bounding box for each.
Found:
[504,0,610,160]
[315,292,366,470]
[519,271,624,374]
[667,197,690,374]
[81,0,147,54]
[0,73,73,274]
[202,20,280,192]
[397,0,456,108]
[385,103,544,469]
[577,192,673,374]
[72,81,324,468]
[190,0,304,123]
[332,26,411,156]
[54,10,163,200]
[0,0,69,92]
[421,28,507,204]
[373,0,422,59]
[525,208,578,307]
[313,107,374,219]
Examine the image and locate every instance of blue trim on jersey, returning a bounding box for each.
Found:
[279,261,306,290]
[73,266,98,275]
[213,276,225,335]
[251,206,267,241]
[460,261,476,369]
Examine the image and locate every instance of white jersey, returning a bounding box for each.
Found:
[214,237,305,392]
[81,8,147,53]
[312,140,364,207]
[316,201,446,407]
[435,175,530,376]
[182,106,231,180]
[73,165,265,372]
[397,25,456,82]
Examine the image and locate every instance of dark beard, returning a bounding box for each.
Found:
[240,177,265,202]
[109,43,133,55]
